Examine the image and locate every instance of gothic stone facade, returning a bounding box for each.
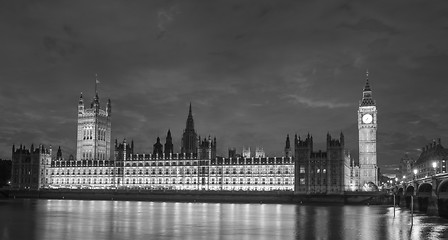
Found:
[294,133,349,194]
[11,144,52,189]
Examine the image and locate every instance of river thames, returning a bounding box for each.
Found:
[1,199,447,240]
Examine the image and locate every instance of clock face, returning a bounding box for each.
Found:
[362,114,373,124]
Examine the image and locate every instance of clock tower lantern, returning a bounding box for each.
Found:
[358,72,378,189]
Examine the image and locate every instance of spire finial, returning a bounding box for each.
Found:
[363,70,371,92]
[189,102,192,115]
[95,73,100,96]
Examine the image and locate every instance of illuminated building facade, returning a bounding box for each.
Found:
[413,139,448,179]
[11,83,363,193]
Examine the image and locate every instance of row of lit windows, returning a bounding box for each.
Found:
[49,166,294,176]
[50,169,114,176]
[122,161,294,167]
[50,177,293,186]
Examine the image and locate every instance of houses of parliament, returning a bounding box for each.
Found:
[10,75,379,193]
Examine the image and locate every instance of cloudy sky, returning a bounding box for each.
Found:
[1,0,448,174]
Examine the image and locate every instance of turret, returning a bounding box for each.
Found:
[285,134,292,157]
[153,137,163,156]
[78,92,85,115]
[56,146,62,160]
[164,129,174,155]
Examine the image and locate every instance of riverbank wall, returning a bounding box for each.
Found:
[4,189,392,205]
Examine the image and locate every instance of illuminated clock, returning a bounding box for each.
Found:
[362,114,373,124]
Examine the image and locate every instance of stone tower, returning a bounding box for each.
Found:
[164,129,174,156]
[153,137,163,157]
[285,134,292,158]
[358,72,378,189]
[76,80,111,161]
[181,103,198,156]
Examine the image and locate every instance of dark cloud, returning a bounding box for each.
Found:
[1,1,448,175]
[339,18,398,34]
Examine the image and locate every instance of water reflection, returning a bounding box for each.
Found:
[0,199,447,240]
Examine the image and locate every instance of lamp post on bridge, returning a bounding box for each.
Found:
[432,161,437,176]
[411,169,418,226]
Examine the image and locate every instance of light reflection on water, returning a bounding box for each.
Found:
[0,199,447,240]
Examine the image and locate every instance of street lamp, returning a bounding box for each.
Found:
[413,169,418,180]
[432,161,437,175]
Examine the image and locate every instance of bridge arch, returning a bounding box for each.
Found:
[406,185,414,194]
[404,185,415,208]
[396,187,404,206]
[437,179,448,218]
[417,183,432,212]
[417,183,432,194]
[437,179,448,195]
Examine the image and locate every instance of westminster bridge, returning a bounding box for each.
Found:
[396,172,448,218]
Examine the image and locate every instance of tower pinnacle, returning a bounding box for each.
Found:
[360,71,375,106]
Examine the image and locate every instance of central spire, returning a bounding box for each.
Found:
[189,102,192,116]
[186,102,194,130]
[181,103,198,155]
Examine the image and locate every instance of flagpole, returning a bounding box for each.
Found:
[95,73,98,95]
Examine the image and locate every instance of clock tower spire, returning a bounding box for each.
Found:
[358,71,378,190]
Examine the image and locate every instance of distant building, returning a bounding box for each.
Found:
[255,147,265,158]
[242,147,251,158]
[399,153,414,180]
[414,139,448,179]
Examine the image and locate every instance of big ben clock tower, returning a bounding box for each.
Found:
[358,72,378,189]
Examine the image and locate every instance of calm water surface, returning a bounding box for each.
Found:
[1,199,447,240]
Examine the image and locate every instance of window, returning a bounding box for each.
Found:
[300,166,305,173]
